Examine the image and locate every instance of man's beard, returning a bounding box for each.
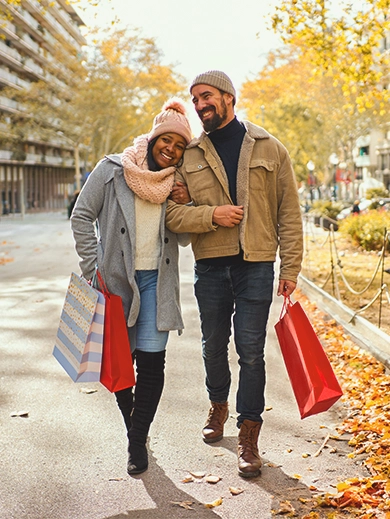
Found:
[198,99,228,133]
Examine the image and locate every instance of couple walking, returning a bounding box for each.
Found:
[70,70,303,479]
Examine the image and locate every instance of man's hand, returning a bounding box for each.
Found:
[212,205,244,228]
[277,279,297,297]
[170,181,191,205]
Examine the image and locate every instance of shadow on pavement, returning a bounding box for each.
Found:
[104,448,220,519]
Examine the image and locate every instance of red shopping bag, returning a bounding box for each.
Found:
[96,270,136,392]
[274,296,343,419]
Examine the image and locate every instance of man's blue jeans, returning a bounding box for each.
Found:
[194,261,274,426]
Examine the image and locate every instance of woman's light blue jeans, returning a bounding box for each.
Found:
[194,261,274,426]
[129,270,169,353]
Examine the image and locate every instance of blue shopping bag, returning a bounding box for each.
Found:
[53,272,105,383]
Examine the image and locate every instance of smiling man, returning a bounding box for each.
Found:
[166,70,303,478]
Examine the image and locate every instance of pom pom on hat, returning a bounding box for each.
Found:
[148,97,192,144]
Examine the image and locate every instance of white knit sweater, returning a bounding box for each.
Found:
[134,194,162,270]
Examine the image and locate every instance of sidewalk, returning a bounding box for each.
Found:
[0,213,368,519]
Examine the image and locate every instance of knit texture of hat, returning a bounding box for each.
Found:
[190,70,236,100]
[148,98,192,144]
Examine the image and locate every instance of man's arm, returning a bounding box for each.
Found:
[277,148,303,293]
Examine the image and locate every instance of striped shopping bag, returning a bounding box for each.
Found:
[53,272,105,383]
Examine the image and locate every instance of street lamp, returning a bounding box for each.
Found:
[329,153,339,200]
[307,160,315,201]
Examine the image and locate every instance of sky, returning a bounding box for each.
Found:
[76,0,282,133]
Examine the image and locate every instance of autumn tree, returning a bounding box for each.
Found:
[240,49,374,184]
[3,27,187,168]
[271,0,390,115]
[82,28,187,164]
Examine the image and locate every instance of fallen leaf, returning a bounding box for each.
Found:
[293,474,302,480]
[229,487,244,495]
[205,475,221,484]
[265,406,273,411]
[79,387,98,394]
[189,471,206,478]
[302,453,310,458]
[181,476,193,483]
[277,500,295,514]
[10,411,29,417]
[171,501,194,510]
[266,462,281,468]
[204,497,223,508]
[108,477,125,481]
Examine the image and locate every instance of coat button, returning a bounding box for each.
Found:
[121,227,126,234]
[166,258,170,264]
[164,237,169,244]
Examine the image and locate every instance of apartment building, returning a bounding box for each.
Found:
[0,0,86,215]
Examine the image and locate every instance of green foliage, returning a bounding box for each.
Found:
[309,200,344,220]
[339,211,390,251]
[365,187,390,200]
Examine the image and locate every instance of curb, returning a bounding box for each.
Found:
[298,275,390,370]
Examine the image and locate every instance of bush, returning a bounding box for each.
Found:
[339,210,390,251]
[365,187,389,200]
[309,200,344,220]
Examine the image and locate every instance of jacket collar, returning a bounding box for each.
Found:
[104,153,122,167]
[187,120,270,149]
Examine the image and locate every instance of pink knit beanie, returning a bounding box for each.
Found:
[148,98,192,145]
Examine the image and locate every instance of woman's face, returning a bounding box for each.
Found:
[152,133,186,169]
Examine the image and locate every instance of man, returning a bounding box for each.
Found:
[166,70,303,478]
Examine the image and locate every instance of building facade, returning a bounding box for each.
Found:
[0,0,86,215]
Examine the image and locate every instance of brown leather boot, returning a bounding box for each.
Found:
[202,401,229,443]
[237,419,262,478]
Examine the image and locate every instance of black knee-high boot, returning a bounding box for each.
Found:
[127,350,166,475]
[115,386,134,434]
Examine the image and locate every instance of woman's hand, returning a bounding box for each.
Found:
[170,181,191,205]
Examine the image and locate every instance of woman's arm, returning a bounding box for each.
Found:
[70,163,106,280]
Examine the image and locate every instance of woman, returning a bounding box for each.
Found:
[70,99,192,475]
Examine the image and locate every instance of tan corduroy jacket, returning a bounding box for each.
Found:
[165,120,303,283]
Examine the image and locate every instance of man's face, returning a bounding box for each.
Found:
[191,84,232,132]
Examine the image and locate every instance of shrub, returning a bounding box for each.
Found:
[365,187,389,200]
[309,200,344,220]
[339,210,390,251]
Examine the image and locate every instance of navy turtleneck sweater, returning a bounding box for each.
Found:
[208,116,246,205]
[198,116,247,266]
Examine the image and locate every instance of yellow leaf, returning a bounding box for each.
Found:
[229,487,244,495]
[204,497,223,508]
[205,475,221,484]
[190,471,206,478]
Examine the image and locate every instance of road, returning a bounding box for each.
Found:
[0,212,367,519]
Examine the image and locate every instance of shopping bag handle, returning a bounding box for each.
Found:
[95,268,109,295]
[279,294,292,320]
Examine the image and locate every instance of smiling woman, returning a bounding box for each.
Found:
[70,97,192,477]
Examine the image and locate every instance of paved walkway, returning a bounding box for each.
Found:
[0,212,367,519]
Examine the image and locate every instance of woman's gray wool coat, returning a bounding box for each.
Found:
[70,154,185,333]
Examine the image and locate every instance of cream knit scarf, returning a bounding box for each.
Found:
[121,135,175,204]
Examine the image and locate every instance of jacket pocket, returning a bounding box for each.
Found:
[185,161,218,205]
[249,159,276,191]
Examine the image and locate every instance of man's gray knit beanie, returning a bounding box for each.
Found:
[190,70,236,101]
